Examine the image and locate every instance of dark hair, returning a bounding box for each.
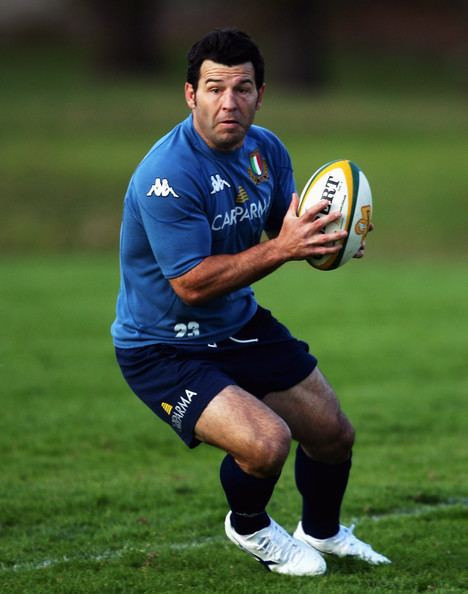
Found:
[187,28,265,90]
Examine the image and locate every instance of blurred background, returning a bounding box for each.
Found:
[0,0,467,256]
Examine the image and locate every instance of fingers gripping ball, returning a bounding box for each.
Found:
[298,160,373,270]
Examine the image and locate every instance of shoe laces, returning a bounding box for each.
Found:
[337,523,358,546]
[255,522,302,562]
[335,524,376,557]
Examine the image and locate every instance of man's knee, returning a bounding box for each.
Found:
[333,418,355,460]
[303,416,355,464]
[238,422,292,478]
[195,385,293,477]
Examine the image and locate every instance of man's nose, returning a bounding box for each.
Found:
[221,89,237,110]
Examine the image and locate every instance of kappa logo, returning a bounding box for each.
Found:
[147,178,179,198]
[171,389,198,432]
[210,174,231,194]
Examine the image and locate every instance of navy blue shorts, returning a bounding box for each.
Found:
[115,306,317,448]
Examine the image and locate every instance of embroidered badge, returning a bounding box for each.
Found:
[248,150,269,184]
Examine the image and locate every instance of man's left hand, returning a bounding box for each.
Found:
[353,223,374,259]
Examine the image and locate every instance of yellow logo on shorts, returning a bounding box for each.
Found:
[161,402,173,415]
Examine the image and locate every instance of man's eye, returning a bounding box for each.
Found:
[209,88,220,94]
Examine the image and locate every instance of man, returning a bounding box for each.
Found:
[112,28,390,576]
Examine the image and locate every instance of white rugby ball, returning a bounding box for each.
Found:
[298,159,373,271]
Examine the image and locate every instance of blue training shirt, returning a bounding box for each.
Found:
[111,115,295,347]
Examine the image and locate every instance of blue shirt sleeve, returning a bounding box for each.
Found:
[130,168,212,279]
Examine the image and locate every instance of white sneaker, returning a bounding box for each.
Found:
[294,522,391,565]
[224,512,327,576]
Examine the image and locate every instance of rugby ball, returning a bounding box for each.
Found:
[298,159,373,271]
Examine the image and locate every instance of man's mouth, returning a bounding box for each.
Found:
[219,119,240,127]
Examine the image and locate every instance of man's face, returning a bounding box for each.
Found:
[185,60,265,152]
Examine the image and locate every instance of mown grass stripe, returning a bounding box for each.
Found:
[2,499,466,574]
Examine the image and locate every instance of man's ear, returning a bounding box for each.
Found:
[256,83,266,111]
[185,82,196,109]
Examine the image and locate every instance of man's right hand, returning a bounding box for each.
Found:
[274,193,347,262]
[170,194,348,306]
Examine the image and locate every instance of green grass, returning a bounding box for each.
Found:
[1,255,467,593]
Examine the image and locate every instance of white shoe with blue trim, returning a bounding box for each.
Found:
[294,522,391,565]
[224,512,327,576]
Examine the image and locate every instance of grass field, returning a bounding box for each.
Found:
[1,45,468,593]
[1,256,467,593]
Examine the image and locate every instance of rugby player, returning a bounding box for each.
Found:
[111,28,390,576]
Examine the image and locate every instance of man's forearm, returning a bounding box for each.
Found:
[170,238,286,306]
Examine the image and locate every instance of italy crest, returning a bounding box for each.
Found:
[248,150,269,184]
